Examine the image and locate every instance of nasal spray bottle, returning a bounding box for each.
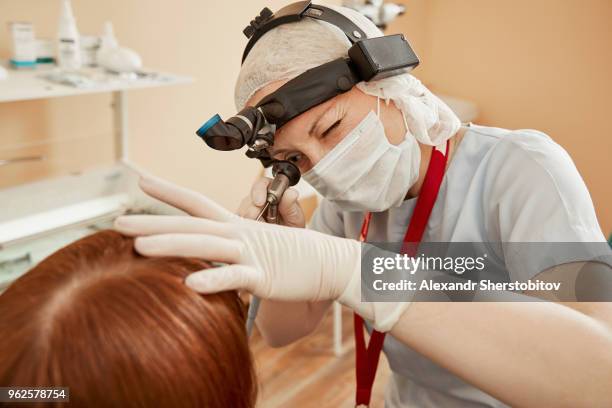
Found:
[56,0,82,70]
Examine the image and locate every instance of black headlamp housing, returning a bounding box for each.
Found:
[196,0,419,166]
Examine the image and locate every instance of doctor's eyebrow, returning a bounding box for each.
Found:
[267,140,293,158]
[268,147,288,158]
[268,104,337,157]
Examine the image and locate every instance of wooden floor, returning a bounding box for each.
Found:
[251,306,391,408]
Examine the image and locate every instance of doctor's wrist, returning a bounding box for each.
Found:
[334,241,413,332]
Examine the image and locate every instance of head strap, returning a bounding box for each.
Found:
[242,1,368,62]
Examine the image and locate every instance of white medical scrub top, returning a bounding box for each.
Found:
[308,124,608,407]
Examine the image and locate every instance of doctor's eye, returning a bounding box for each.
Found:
[321,119,342,138]
[284,152,309,169]
[285,152,304,164]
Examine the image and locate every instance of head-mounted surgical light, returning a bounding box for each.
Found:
[195,0,419,167]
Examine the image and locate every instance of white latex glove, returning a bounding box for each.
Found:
[237,177,305,228]
[114,176,409,331]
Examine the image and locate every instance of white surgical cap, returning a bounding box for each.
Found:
[234,5,460,146]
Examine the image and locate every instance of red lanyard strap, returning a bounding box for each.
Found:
[354,141,449,407]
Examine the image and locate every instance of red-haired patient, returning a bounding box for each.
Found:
[0,230,256,408]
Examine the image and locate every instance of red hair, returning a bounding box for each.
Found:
[0,230,256,407]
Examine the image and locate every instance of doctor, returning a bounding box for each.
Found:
[115,4,612,407]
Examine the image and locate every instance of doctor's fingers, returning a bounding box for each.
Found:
[236,195,264,220]
[139,175,235,222]
[114,215,233,238]
[134,233,243,264]
[185,264,260,295]
[277,188,305,228]
[251,177,272,206]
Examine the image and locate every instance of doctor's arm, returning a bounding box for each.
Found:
[389,266,612,408]
[254,300,332,347]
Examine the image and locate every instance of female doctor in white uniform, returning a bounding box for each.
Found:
[115,6,612,407]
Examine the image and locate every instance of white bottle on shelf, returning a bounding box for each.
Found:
[96,22,142,73]
[56,0,82,70]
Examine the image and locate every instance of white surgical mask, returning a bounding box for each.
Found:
[303,100,420,212]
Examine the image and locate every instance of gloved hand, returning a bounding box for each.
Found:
[237,177,305,228]
[114,176,409,331]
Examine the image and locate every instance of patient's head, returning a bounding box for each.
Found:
[0,230,256,407]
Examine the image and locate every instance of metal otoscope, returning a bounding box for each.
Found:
[255,161,301,223]
[246,160,301,336]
